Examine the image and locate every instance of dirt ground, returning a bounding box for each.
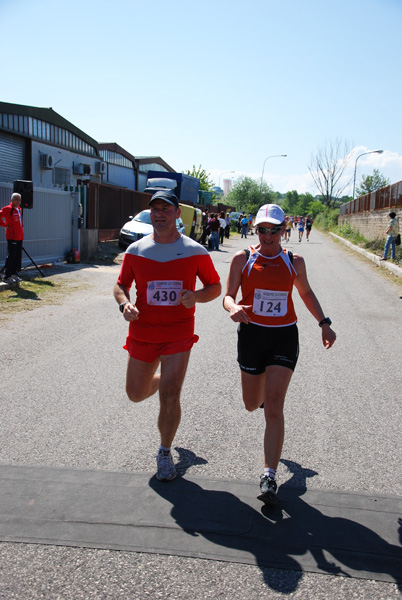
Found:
[0,241,124,318]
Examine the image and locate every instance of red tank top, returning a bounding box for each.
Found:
[239,246,297,327]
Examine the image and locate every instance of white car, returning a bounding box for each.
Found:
[119,209,185,249]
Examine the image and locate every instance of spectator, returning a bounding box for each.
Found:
[380,211,399,261]
[0,193,24,284]
[241,214,249,239]
[219,211,227,245]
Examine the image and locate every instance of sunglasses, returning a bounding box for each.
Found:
[256,225,283,235]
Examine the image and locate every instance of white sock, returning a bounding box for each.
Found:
[159,445,170,454]
[264,467,276,480]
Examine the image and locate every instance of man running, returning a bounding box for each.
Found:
[223,204,336,504]
[297,216,305,242]
[305,215,313,241]
[114,190,221,481]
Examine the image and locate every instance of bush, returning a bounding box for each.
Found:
[313,208,340,231]
[313,209,401,264]
[334,218,402,265]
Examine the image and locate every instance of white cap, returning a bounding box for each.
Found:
[254,204,285,226]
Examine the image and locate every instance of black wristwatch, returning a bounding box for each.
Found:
[318,317,332,327]
[119,301,129,313]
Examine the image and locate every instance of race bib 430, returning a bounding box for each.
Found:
[252,289,288,317]
[147,280,183,306]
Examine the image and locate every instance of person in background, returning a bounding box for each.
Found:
[219,211,227,245]
[241,214,249,239]
[380,211,399,261]
[209,213,220,250]
[200,209,209,245]
[305,215,313,242]
[0,193,24,284]
[248,213,253,234]
[284,216,292,242]
[297,216,305,242]
[225,213,231,239]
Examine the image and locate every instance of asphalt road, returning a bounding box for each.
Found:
[1,230,401,599]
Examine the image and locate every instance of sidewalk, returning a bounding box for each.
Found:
[330,233,402,278]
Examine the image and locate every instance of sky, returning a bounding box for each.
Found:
[1,0,401,195]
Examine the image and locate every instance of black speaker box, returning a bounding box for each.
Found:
[13,180,34,209]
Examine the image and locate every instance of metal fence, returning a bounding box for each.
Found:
[340,180,402,216]
[88,182,149,241]
[0,184,75,267]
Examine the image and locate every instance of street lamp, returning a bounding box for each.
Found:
[218,170,235,189]
[352,150,383,199]
[260,155,287,191]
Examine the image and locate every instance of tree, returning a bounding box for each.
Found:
[309,139,353,208]
[294,192,315,217]
[185,165,214,192]
[356,169,390,197]
[283,191,319,216]
[282,190,299,214]
[226,176,276,215]
[305,199,325,219]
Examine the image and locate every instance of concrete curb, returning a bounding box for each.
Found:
[329,233,402,278]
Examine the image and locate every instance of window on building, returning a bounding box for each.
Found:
[0,110,97,157]
[54,167,71,187]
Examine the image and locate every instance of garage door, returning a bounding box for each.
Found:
[0,131,25,183]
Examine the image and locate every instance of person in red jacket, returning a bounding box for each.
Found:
[0,193,24,283]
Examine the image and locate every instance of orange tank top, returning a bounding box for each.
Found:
[239,246,297,327]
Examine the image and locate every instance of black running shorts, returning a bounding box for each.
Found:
[237,322,299,375]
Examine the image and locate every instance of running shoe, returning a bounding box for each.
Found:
[12,275,22,283]
[257,475,278,504]
[3,277,15,284]
[156,449,177,481]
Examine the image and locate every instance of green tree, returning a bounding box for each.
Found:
[226,176,276,215]
[294,193,315,216]
[356,169,390,197]
[282,190,299,214]
[306,199,325,219]
[185,165,214,192]
[283,191,317,216]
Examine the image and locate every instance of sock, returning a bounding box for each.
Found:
[159,445,170,454]
[264,467,276,480]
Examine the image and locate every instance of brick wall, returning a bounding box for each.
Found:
[339,208,401,241]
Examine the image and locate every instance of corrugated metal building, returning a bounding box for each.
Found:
[0,102,176,261]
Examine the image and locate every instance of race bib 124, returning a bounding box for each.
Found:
[252,289,288,317]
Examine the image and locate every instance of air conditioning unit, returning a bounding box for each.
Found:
[95,161,106,174]
[73,162,84,175]
[40,154,53,169]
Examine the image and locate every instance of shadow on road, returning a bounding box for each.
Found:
[149,455,402,593]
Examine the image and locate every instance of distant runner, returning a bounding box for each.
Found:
[305,215,313,242]
[297,216,305,242]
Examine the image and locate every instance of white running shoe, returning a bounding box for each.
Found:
[156,449,177,481]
